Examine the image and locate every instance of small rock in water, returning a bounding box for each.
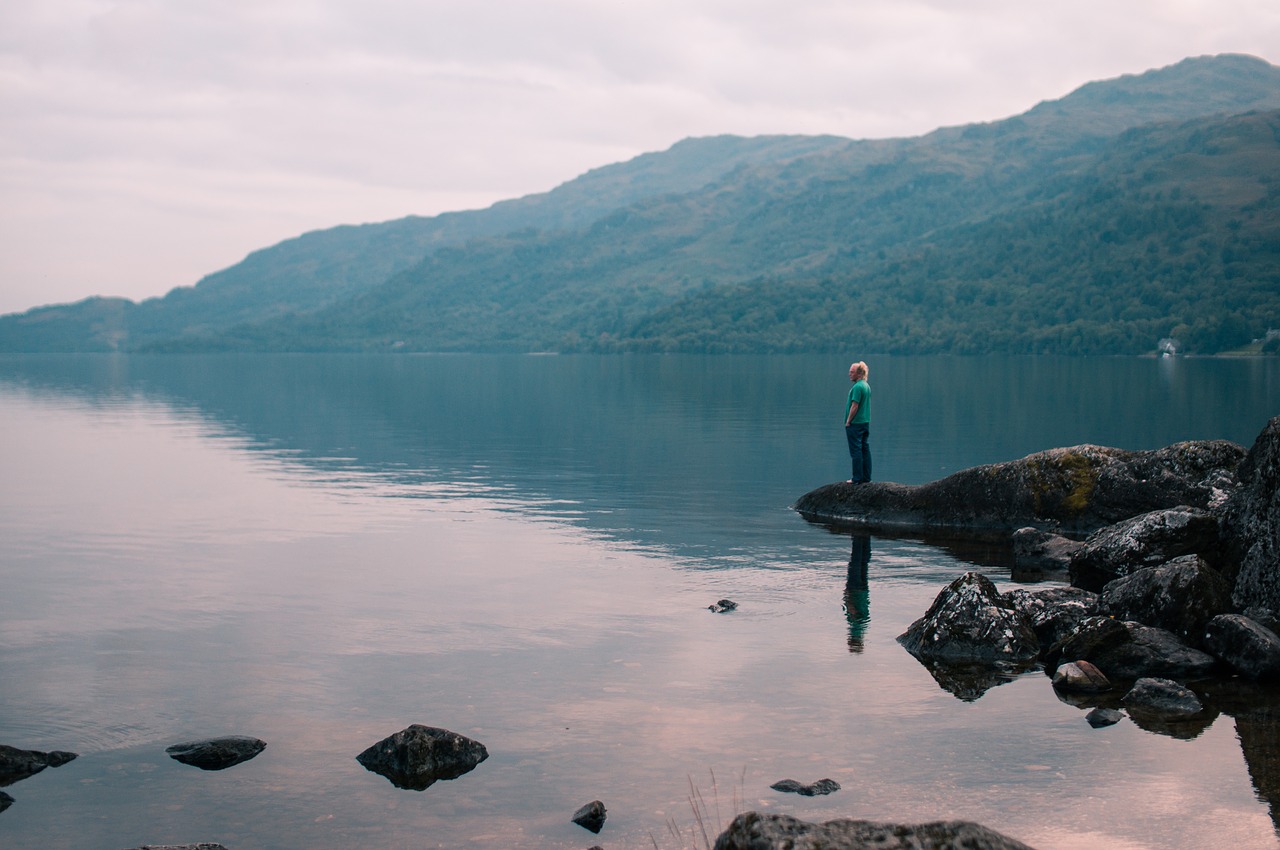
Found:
[166,736,266,771]
[356,725,488,791]
[123,845,229,850]
[1086,708,1124,728]
[571,800,607,833]
[0,791,14,812]
[1052,660,1112,693]
[0,745,79,786]
[1123,677,1203,718]
[770,778,841,796]
[708,599,738,613]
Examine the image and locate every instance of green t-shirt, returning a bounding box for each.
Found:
[846,380,871,425]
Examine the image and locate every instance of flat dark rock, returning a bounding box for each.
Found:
[714,811,1039,850]
[0,790,13,813]
[770,778,840,796]
[166,736,266,771]
[572,800,607,833]
[793,441,1242,536]
[1086,708,1124,728]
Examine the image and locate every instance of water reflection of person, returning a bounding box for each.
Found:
[844,534,872,653]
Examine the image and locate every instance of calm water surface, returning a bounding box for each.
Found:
[1,354,1278,850]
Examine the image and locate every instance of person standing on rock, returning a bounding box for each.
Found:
[845,361,872,483]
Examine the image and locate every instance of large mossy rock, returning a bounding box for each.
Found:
[1222,415,1280,610]
[714,811,1039,850]
[794,441,1242,536]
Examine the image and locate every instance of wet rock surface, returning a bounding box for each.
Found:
[1086,707,1124,728]
[793,441,1243,536]
[1002,586,1097,647]
[1123,677,1204,717]
[1052,660,1112,693]
[1068,506,1223,592]
[1011,527,1082,580]
[714,811,1039,850]
[1045,616,1217,682]
[356,724,488,791]
[166,736,266,771]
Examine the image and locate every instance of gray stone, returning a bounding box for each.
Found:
[713,811,1039,850]
[0,791,13,813]
[793,441,1243,536]
[571,800,607,834]
[356,725,488,791]
[1052,660,1112,693]
[1123,677,1204,717]
[1069,506,1222,592]
[1086,707,1124,728]
[1222,416,1280,610]
[770,778,840,796]
[1044,616,1217,682]
[0,745,78,787]
[1002,586,1098,647]
[898,572,1040,664]
[166,736,266,771]
[1012,527,1083,579]
[1097,555,1231,644]
[708,599,738,613]
[1203,614,1280,680]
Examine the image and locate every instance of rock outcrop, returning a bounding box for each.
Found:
[356,725,488,791]
[714,811,1038,850]
[166,736,266,771]
[1096,555,1232,644]
[1011,528,1082,580]
[1222,415,1280,609]
[1044,616,1217,682]
[1203,614,1280,680]
[898,572,1040,665]
[793,441,1242,535]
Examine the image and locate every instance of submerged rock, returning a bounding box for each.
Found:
[356,725,488,791]
[166,736,266,771]
[0,745,78,787]
[793,441,1242,536]
[1069,506,1223,592]
[770,778,840,796]
[1097,555,1231,644]
[713,811,1039,850]
[1203,614,1280,681]
[1086,707,1124,728]
[0,791,13,812]
[1222,415,1280,610]
[571,800,607,834]
[708,599,738,613]
[1123,677,1204,718]
[898,572,1040,665]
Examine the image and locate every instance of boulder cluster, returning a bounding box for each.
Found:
[893,415,1280,722]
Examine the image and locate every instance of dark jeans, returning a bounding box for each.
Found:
[845,423,871,483]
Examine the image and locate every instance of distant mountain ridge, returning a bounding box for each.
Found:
[3,53,1279,354]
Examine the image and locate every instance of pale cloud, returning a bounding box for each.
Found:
[1,0,1277,314]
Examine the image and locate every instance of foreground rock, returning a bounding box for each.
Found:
[356,725,488,791]
[898,572,1039,665]
[1096,556,1231,644]
[714,812,1038,850]
[1068,507,1223,592]
[1002,586,1097,647]
[1011,528,1082,580]
[1052,660,1111,693]
[0,745,78,787]
[1222,415,1280,610]
[0,791,13,812]
[166,737,266,771]
[1123,677,1203,718]
[793,441,1242,536]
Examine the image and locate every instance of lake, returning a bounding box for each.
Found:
[1,353,1278,850]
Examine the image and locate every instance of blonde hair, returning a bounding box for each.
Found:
[851,361,869,381]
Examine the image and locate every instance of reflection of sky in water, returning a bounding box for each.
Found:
[2,356,1279,850]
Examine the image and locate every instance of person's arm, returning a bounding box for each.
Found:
[845,401,859,427]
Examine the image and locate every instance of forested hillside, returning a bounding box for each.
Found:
[3,53,1278,355]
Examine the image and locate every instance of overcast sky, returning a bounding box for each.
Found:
[1,0,1277,315]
